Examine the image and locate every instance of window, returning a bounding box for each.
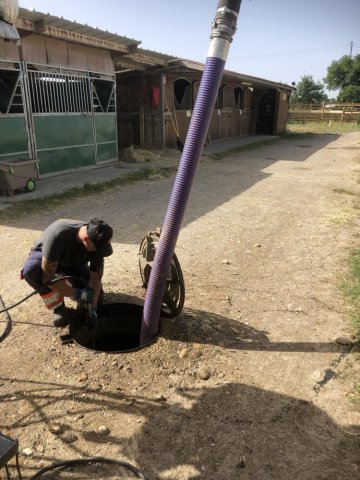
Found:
[0,69,23,114]
[174,78,191,110]
[234,87,243,109]
[28,70,91,113]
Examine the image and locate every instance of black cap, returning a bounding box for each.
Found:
[87,218,113,257]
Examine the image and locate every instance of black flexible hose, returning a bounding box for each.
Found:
[0,276,86,343]
[28,456,150,480]
[0,276,83,314]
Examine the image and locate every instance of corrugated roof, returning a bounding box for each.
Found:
[168,59,294,91]
[17,7,141,49]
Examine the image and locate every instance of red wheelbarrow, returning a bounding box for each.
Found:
[0,159,38,195]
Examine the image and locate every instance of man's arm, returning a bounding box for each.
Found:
[88,270,101,307]
[41,256,77,297]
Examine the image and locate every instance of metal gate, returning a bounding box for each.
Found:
[0,61,117,176]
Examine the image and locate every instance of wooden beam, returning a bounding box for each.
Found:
[14,18,138,54]
[113,56,148,71]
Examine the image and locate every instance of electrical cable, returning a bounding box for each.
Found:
[27,456,150,480]
[0,276,82,314]
[0,276,86,343]
[15,453,23,480]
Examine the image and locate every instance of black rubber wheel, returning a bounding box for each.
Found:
[138,231,185,318]
[25,178,36,192]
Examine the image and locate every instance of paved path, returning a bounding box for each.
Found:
[0,135,273,207]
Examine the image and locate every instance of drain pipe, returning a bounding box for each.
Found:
[140,0,243,345]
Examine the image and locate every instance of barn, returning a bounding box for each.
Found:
[116,56,293,150]
[0,5,293,177]
[0,6,138,175]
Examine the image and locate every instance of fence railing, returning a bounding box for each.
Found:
[288,102,360,123]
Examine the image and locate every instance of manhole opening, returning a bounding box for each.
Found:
[69,303,157,353]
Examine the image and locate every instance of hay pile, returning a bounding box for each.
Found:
[118,145,161,164]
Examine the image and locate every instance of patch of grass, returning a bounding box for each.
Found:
[340,248,360,338]
[0,166,176,222]
[287,121,360,135]
[333,188,358,196]
[210,138,280,159]
[280,131,315,140]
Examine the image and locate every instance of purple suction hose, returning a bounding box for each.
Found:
[140,0,242,345]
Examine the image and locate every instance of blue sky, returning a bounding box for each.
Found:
[19,0,360,94]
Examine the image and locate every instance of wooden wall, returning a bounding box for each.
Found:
[117,74,163,149]
[117,72,291,150]
[0,34,114,73]
[20,34,114,73]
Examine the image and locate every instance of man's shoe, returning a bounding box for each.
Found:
[53,303,75,327]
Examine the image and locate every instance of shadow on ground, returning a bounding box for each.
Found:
[0,376,358,479]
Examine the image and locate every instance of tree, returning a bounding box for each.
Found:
[290,75,327,104]
[324,55,360,102]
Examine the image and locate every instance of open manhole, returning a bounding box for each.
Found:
[68,303,157,353]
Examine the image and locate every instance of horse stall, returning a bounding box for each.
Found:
[0,7,139,177]
[116,58,293,151]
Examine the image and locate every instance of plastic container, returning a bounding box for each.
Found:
[0,158,38,195]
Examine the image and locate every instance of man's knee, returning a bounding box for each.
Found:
[22,250,50,293]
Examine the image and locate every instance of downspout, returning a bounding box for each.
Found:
[140,0,243,345]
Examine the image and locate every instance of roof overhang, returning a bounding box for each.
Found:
[14,7,140,55]
[167,59,295,91]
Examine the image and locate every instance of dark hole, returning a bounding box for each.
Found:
[69,303,156,353]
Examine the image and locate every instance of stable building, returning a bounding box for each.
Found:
[116,57,293,150]
[0,7,138,175]
[0,6,294,178]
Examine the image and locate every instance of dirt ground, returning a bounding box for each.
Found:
[1,132,360,479]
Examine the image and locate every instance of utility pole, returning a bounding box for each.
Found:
[350,41,353,59]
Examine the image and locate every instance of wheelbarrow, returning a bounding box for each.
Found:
[0,158,39,195]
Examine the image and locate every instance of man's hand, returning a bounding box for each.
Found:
[87,307,98,329]
[75,287,95,304]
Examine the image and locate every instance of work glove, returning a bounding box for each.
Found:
[74,287,95,305]
[87,307,98,329]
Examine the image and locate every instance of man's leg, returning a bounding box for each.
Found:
[22,251,73,327]
[58,265,104,306]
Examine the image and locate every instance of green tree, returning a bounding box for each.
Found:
[291,75,327,104]
[324,55,360,102]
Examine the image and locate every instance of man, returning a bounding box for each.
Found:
[21,218,113,327]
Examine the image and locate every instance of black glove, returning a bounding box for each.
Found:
[75,287,95,304]
[87,307,98,329]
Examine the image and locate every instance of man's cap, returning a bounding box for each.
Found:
[87,218,113,257]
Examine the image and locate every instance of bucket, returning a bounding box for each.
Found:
[69,303,158,353]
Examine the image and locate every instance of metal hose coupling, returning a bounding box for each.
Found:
[208,0,242,60]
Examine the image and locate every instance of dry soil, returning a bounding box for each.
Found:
[1,132,360,479]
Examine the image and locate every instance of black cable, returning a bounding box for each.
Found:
[0,276,83,314]
[0,276,86,343]
[0,293,12,343]
[28,456,150,480]
[5,462,11,479]
[15,453,23,480]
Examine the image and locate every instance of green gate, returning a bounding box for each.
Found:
[0,63,117,176]
[0,63,30,162]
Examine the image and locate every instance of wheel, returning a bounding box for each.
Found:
[25,178,36,192]
[138,230,185,318]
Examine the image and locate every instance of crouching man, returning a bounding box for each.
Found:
[21,218,113,327]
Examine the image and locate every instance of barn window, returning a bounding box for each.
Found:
[222,85,235,108]
[214,86,222,109]
[174,78,191,110]
[92,79,116,112]
[0,69,23,114]
[234,87,242,108]
[28,70,91,113]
